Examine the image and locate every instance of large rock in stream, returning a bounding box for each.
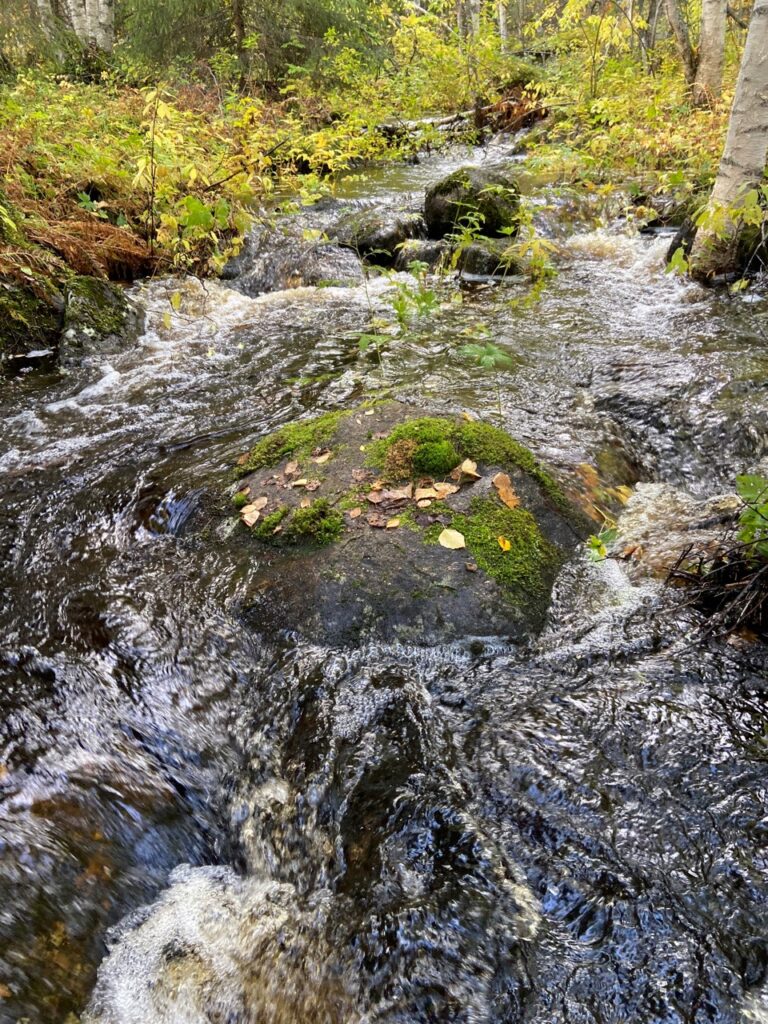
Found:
[226,402,588,645]
[424,166,520,239]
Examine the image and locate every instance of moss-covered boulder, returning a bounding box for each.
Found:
[424,167,520,240]
[226,403,588,645]
[59,276,142,363]
[335,209,427,266]
[0,277,63,363]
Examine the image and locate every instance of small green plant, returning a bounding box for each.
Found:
[736,475,768,561]
[459,341,516,423]
[586,526,618,561]
[387,261,440,326]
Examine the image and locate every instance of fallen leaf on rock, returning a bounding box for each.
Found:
[461,411,474,422]
[312,451,332,464]
[250,496,268,511]
[465,561,478,572]
[372,431,389,440]
[367,512,388,528]
[367,492,384,504]
[236,486,251,499]
[292,478,309,487]
[498,535,511,552]
[370,479,384,491]
[300,498,311,508]
[415,486,438,501]
[492,472,520,509]
[236,452,250,466]
[285,461,299,476]
[305,480,321,491]
[0,983,11,999]
[434,482,459,500]
[348,507,363,519]
[417,499,432,509]
[240,505,262,527]
[364,409,375,416]
[386,518,400,529]
[439,528,466,550]
[382,484,413,502]
[452,458,481,481]
[272,524,283,535]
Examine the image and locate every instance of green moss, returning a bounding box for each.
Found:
[232,491,250,509]
[447,498,561,601]
[252,507,289,540]
[366,415,568,512]
[237,409,349,477]
[0,279,62,356]
[285,499,344,545]
[412,440,461,477]
[66,276,127,337]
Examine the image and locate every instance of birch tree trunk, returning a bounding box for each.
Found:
[61,0,88,45]
[693,0,726,104]
[689,0,768,278]
[665,0,696,83]
[498,0,509,51]
[95,0,114,52]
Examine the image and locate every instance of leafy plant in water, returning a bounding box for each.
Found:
[736,475,768,561]
[459,341,515,423]
[586,525,618,561]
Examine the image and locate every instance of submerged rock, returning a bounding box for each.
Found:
[394,237,452,272]
[227,402,588,645]
[424,166,520,239]
[224,225,364,296]
[457,237,521,280]
[334,209,426,266]
[611,482,741,577]
[83,865,360,1024]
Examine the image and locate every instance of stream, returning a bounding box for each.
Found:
[1,140,768,1023]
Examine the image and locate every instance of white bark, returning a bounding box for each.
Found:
[690,0,768,276]
[693,0,726,104]
[498,0,509,50]
[35,0,57,38]
[95,0,114,51]
[61,0,87,44]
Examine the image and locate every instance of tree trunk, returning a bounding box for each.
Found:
[96,0,114,53]
[689,0,768,278]
[665,0,696,83]
[468,0,481,34]
[61,0,88,45]
[498,0,509,51]
[232,0,248,84]
[693,0,726,104]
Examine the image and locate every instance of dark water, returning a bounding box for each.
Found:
[1,144,768,1023]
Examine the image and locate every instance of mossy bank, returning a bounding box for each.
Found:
[225,402,589,646]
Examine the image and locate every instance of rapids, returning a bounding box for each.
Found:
[1,143,767,1023]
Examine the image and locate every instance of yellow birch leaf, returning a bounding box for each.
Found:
[439,528,466,550]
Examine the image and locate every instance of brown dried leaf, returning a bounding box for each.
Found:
[367,491,384,505]
[382,484,413,502]
[250,496,268,511]
[364,409,375,416]
[459,458,481,480]
[312,451,332,464]
[348,507,363,519]
[240,504,262,527]
[292,478,309,488]
[305,480,322,491]
[285,460,299,476]
[434,482,459,500]
[386,518,401,529]
[415,486,438,501]
[438,528,466,550]
[465,561,478,572]
[300,498,311,509]
[370,479,385,491]
[367,512,388,528]
[417,499,432,509]
[492,472,520,510]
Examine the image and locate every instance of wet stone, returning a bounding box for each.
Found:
[225,402,589,645]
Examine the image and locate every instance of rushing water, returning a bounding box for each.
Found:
[1,143,768,1024]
